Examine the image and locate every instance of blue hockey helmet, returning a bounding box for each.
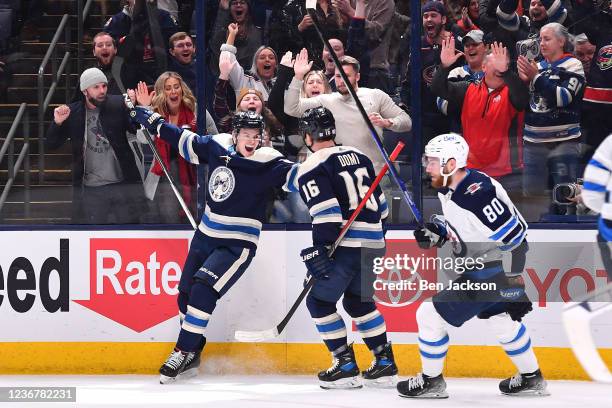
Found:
[299,107,336,143]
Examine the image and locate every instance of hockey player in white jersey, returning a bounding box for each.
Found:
[582,134,612,275]
[295,107,398,389]
[396,133,549,398]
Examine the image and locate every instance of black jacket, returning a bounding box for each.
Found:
[45,95,141,187]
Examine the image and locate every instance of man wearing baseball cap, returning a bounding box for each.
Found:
[436,29,487,131]
[45,68,146,224]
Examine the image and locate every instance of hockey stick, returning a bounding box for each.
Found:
[562,282,612,383]
[124,95,198,230]
[234,142,405,342]
[306,7,423,226]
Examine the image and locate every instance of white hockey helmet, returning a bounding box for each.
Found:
[423,133,469,185]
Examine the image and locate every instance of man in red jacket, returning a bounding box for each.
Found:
[431,38,529,193]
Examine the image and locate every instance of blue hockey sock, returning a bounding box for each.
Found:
[307,294,348,353]
[343,293,388,352]
[176,281,218,352]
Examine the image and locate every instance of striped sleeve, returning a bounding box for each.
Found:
[496,0,520,31]
[583,135,612,214]
[159,124,216,164]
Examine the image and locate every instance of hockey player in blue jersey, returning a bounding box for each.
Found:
[294,107,398,389]
[582,133,612,276]
[129,107,296,384]
[396,133,549,398]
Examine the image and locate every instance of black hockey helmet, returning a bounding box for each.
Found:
[232,111,265,147]
[299,107,336,143]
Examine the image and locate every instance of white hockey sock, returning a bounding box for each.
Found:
[489,314,539,374]
[417,302,449,377]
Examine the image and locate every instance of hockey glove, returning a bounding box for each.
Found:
[414,221,448,249]
[501,275,533,322]
[301,245,333,280]
[130,106,165,134]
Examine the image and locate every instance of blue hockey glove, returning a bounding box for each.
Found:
[414,221,448,249]
[301,245,333,280]
[129,106,165,134]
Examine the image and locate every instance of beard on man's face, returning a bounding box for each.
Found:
[87,94,106,107]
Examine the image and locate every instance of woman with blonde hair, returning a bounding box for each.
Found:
[129,72,217,223]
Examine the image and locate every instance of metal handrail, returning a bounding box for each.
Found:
[77,0,95,75]
[38,13,71,184]
[0,103,31,218]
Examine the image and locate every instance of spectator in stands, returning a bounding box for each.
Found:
[517,22,585,218]
[220,23,278,100]
[168,31,196,92]
[457,0,482,33]
[572,0,612,156]
[496,0,572,61]
[333,0,395,93]
[128,73,216,224]
[574,34,596,74]
[268,51,333,158]
[401,0,462,143]
[208,0,262,77]
[322,38,345,84]
[72,32,123,101]
[432,38,529,190]
[45,68,145,224]
[436,29,486,131]
[270,0,346,71]
[285,51,411,172]
[104,0,178,88]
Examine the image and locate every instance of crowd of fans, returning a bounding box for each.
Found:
[0,0,610,224]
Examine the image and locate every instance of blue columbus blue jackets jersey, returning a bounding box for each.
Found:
[158,124,295,250]
[583,134,612,241]
[524,55,585,142]
[289,146,388,249]
[438,170,528,266]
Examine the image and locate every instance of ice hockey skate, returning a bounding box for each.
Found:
[318,344,362,389]
[159,348,198,384]
[397,373,448,398]
[499,369,550,396]
[361,342,398,388]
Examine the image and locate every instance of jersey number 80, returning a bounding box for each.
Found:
[483,197,505,222]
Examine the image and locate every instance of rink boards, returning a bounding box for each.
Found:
[0,229,610,379]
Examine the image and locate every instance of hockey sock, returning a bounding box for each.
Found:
[417,302,449,377]
[343,293,388,352]
[306,294,348,353]
[489,314,539,374]
[176,281,219,352]
[178,291,189,323]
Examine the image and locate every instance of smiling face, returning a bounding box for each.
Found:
[304,72,326,97]
[422,11,446,40]
[322,39,345,75]
[239,93,263,113]
[93,34,116,67]
[163,77,183,113]
[230,0,249,24]
[539,27,564,62]
[529,0,547,21]
[256,48,277,80]
[170,36,194,65]
[235,128,261,157]
[463,40,486,69]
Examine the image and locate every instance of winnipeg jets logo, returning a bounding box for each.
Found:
[209,166,235,202]
[465,182,483,195]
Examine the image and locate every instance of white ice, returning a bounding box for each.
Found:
[0,375,610,408]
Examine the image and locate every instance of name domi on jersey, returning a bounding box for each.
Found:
[289,146,388,249]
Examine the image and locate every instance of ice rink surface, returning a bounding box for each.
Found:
[0,375,610,408]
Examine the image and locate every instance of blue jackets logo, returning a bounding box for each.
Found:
[209,166,236,202]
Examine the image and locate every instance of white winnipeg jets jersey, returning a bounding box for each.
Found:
[438,170,528,264]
